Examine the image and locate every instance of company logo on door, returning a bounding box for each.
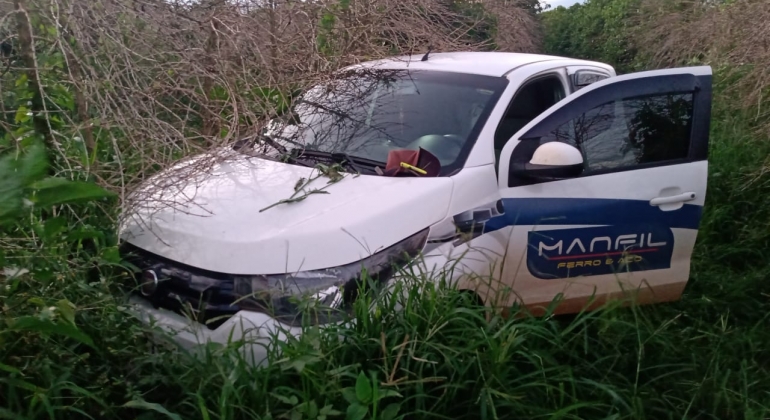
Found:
[527,225,674,279]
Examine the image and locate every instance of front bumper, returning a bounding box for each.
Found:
[128,295,303,365]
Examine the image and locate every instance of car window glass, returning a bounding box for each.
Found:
[263,69,507,174]
[541,93,694,172]
[494,75,566,158]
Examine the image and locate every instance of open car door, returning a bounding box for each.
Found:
[487,66,712,314]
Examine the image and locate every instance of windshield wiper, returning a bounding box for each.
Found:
[292,149,383,175]
[332,152,373,174]
[264,137,290,154]
[233,135,318,168]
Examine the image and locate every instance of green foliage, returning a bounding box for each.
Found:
[448,0,498,49]
[123,399,184,420]
[316,1,341,57]
[0,144,48,224]
[29,177,115,209]
[8,307,95,349]
[6,250,769,419]
[341,372,401,420]
[689,72,770,278]
[0,142,114,226]
[541,0,642,72]
[0,18,122,419]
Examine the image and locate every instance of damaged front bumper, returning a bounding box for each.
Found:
[128,295,303,365]
[119,229,430,362]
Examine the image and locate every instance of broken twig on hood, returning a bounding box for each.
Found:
[259,163,346,212]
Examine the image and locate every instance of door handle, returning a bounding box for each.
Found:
[650,192,696,207]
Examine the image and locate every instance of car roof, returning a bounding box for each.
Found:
[345,51,612,78]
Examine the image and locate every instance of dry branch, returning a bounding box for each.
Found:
[0,0,541,219]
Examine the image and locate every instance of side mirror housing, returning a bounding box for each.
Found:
[510,142,584,180]
[571,70,609,90]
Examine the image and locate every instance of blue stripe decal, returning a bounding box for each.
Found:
[483,198,703,233]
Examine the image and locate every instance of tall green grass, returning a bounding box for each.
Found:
[2,71,770,419]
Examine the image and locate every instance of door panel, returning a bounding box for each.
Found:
[489,67,712,314]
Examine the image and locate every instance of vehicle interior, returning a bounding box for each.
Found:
[494,75,567,163]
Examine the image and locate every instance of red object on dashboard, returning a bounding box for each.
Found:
[383,148,440,177]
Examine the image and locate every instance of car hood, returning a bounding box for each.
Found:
[119,149,453,274]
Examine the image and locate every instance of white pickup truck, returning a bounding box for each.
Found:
[119,51,712,359]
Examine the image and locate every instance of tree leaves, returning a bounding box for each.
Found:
[355,372,372,404]
[0,143,48,224]
[380,403,401,420]
[29,177,115,208]
[345,403,367,420]
[0,141,114,225]
[541,0,642,73]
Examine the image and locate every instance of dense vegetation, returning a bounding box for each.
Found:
[2,0,769,419]
[542,0,641,72]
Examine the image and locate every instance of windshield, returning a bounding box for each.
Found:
[264,69,507,175]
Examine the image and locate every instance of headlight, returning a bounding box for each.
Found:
[233,229,428,326]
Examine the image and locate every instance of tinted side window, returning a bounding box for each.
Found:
[544,93,694,172]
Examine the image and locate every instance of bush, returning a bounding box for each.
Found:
[541,0,642,73]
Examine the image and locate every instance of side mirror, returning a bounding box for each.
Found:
[571,70,609,90]
[510,142,584,180]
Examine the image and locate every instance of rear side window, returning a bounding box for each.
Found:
[541,93,694,172]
